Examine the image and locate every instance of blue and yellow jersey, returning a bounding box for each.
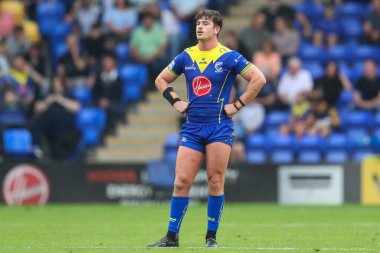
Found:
[167,43,253,124]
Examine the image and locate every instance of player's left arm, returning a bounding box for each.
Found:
[225,65,266,117]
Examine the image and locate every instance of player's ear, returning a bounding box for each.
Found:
[214,26,221,35]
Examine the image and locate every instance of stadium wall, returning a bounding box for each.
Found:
[0,161,368,205]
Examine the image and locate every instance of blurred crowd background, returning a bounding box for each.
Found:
[0,0,379,165]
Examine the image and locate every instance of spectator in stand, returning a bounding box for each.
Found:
[312,0,340,48]
[221,30,249,60]
[306,97,340,137]
[294,11,313,41]
[354,60,380,110]
[72,0,102,38]
[272,16,300,65]
[6,26,31,58]
[0,39,10,76]
[278,57,313,107]
[57,33,88,87]
[25,44,48,99]
[92,54,123,135]
[239,11,271,59]
[280,93,311,137]
[130,11,166,90]
[144,2,181,61]
[32,76,81,160]
[169,0,207,46]
[310,62,352,106]
[260,0,295,32]
[253,39,282,83]
[362,0,380,44]
[83,24,105,64]
[103,0,138,42]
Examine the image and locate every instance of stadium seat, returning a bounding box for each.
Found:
[0,1,24,24]
[353,150,373,164]
[120,64,148,86]
[341,110,373,129]
[337,3,366,20]
[3,128,33,155]
[0,110,27,126]
[325,150,349,164]
[374,112,380,127]
[246,150,267,164]
[326,46,349,62]
[116,43,131,63]
[347,128,371,151]
[271,150,294,164]
[165,134,180,149]
[246,134,267,150]
[70,86,91,106]
[147,160,175,187]
[298,44,326,62]
[265,111,290,128]
[270,134,296,150]
[81,127,101,146]
[353,46,380,63]
[49,22,72,40]
[298,150,322,164]
[297,135,324,151]
[325,133,349,150]
[339,18,362,41]
[303,61,324,79]
[123,83,142,104]
[36,1,65,21]
[335,90,353,109]
[76,108,106,130]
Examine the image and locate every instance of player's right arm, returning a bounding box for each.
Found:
[156,68,188,114]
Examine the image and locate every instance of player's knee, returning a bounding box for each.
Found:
[208,173,223,192]
[174,175,192,192]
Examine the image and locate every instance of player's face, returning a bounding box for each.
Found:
[196,18,220,41]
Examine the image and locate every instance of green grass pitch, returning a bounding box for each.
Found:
[1,204,379,252]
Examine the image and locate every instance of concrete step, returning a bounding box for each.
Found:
[96,147,162,159]
[118,124,177,133]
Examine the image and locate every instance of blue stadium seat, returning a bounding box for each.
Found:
[347,128,371,151]
[120,64,148,86]
[335,90,353,108]
[337,3,366,20]
[271,150,294,164]
[342,110,373,129]
[147,160,175,187]
[339,18,362,40]
[0,110,26,126]
[165,133,180,148]
[3,128,33,155]
[326,133,349,150]
[123,84,142,104]
[116,43,130,63]
[325,150,348,164]
[297,135,324,151]
[81,127,101,146]
[270,134,296,150]
[265,111,290,128]
[353,46,380,62]
[374,112,380,127]
[327,46,349,62]
[353,150,373,163]
[298,150,322,164]
[303,61,324,79]
[37,1,65,20]
[76,108,106,130]
[246,150,267,164]
[70,86,91,106]
[246,134,267,150]
[299,44,326,62]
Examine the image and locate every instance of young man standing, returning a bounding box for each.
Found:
[147,9,266,248]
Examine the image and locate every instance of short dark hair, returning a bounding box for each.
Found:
[194,9,223,31]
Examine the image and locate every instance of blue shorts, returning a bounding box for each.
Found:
[179,121,234,153]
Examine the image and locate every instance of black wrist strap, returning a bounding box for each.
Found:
[233,102,240,111]
[163,87,181,106]
[238,97,246,107]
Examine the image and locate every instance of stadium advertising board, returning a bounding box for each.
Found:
[0,162,360,205]
[361,156,380,204]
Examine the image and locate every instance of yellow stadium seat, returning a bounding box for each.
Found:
[0,1,25,25]
[23,20,41,44]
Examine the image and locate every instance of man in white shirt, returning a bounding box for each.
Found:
[278,57,313,106]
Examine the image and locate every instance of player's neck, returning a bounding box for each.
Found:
[197,38,219,51]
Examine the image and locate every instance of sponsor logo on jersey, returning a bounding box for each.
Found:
[2,164,50,205]
[181,136,187,142]
[192,76,212,96]
[185,64,196,71]
[208,217,216,222]
[168,59,175,69]
[215,62,223,72]
[199,57,207,64]
[169,217,177,222]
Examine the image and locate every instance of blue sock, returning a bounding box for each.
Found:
[168,196,189,234]
[207,194,225,233]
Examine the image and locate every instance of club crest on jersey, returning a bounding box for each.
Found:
[192,76,212,96]
[215,62,223,72]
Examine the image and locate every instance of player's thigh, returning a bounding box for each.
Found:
[205,142,232,179]
[175,146,204,183]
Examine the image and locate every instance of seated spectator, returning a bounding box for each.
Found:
[294,12,313,41]
[25,44,48,99]
[57,33,89,87]
[260,0,295,32]
[130,11,166,89]
[32,76,81,160]
[239,11,271,58]
[72,0,102,38]
[306,97,340,137]
[278,57,313,107]
[253,39,282,83]
[221,30,249,60]
[255,80,278,111]
[272,16,300,64]
[0,39,10,76]
[103,0,138,42]
[280,93,311,137]
[312,0,340,46]
[311,61,352,106]
[92,54,123,135]
[6,25,31,58]
[83,24,105,65]
[362,0,380,44]
[354,60,380,110]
